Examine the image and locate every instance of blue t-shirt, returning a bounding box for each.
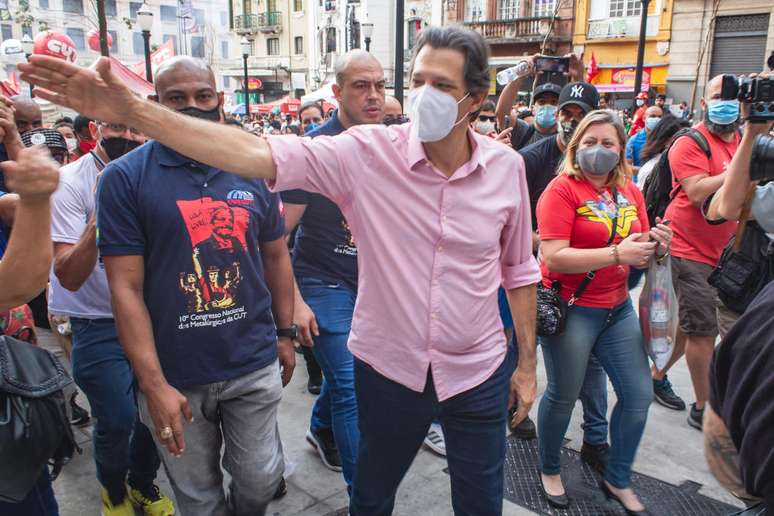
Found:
[96,141,285,389]
[626,128,648,167]
[280,111,358,291]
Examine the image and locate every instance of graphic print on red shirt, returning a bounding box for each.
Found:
[538,174,650,308]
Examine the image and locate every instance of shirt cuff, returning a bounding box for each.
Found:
[502,256,542,290]
[702,193,727,226]
[265,136,309,193]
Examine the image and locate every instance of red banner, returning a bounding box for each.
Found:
[130,39,176,78]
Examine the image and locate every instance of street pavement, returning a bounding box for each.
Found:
[41,316,743,515]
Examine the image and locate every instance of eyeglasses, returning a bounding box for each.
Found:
[99,122,142,135]
[478,115,496,122]
[383,115,408,126]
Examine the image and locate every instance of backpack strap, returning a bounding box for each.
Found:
[667,128,713,200]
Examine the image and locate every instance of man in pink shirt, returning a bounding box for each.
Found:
[21,25,541,515]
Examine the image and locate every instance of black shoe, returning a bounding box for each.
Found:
[307,373,322,395]
[508,407,537,439]
[272,477,288,500]
[581,442,609,475]
[599,479,651,515]
[653,376,686,411]
[69,393,90,426]
[687,403,704,430]
[305,427,342,472]
[538,472,569,509]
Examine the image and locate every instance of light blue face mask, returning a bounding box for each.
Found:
[707,99,740,125]
[535,105,557,129]
[645,116,661,131]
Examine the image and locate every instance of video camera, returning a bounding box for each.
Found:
[720,74,774,122]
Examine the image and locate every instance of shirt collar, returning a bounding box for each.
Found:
[307,109,346,137]
[407,124,485,180]
[155,141,201,168]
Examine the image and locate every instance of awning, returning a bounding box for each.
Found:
[301,83,337,105]
[256,95,301,114]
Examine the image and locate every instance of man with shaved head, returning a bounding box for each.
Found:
[382,95,405,125]
[281,49,385,490]
[660,74,741,431]
[95,55,296,514]
[10,95,43,134]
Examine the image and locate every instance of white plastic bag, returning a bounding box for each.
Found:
[638,255,678,372]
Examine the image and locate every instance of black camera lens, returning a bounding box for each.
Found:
[751,134,774,181]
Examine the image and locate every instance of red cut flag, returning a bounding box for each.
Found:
[586,52,599,83]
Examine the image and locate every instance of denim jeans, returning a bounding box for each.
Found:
[298,276,358,489]
[0,468,59,515]
[350,347,516,516]
[538,299,653,488]
[138,362,284,516]
[70,318,160,500]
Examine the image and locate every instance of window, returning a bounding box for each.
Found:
[609,0,640,18]
[63,0,83,14]
[193,9,206,29]
[129,2,142,20]
[267,0,277,11]
[191,36,205,57]
[294,36,303,54]
[407,19,421,49]
[163,34,178,52]
[66,28,85,50]
[220,11,228,26]
[224,76,231,88]
[325,27,336,53]
[132,32,145,54]
[21,25,32,38]
[105,0,116,16]
[464,0,483,22]
[497,0,519,19]
[39,0,49,9]
[267,37,280,55]
[293,0,303,11]
[160,5,177,22]
[108,29,119,53]
[533,0,556,17]
[221,40,229,58]
[1,25,11,42]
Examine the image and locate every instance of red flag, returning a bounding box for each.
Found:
[586,52,599,83]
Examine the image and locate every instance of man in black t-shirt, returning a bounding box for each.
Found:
[281,50,385,490]
[510,83,561,151]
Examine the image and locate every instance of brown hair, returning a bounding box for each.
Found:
[558,109,632,188]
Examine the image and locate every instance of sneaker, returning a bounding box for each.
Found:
[687,403,704,431]
[100,488,134,516]
[508,407,537,440]
[580,442,609,475]
[307,373,322,395]
[70,393,90,426]
[127,484,175,516]
[423,423,446,456]
[272,477,288,500]
[306,427,343,471]
[653,376,686,411]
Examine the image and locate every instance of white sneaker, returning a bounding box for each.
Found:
[424,423,446,456]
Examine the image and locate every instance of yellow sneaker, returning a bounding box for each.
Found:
[128,484,175,516]
[100,488,134,516]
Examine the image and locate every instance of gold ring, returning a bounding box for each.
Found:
[159,426,173,440]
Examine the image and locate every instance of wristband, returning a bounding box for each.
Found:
[609,244,620,266]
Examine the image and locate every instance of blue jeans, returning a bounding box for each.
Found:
[350,347,516,516]
[0,468,59,515]
[70,318,160,501]
[298,277,358,489]
[538,300,652,488]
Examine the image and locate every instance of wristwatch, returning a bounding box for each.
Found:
[276,325,298,340]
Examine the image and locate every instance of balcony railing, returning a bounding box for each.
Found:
[233,12,282,34]
[463,16,569,43]
[257,11,282,32]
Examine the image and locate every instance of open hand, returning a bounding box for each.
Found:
[0,96,19,145]
[18,56,139,125]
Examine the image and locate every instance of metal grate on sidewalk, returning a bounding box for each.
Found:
[503,436,740,515]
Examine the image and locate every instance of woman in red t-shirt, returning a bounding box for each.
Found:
[535,110,672,513]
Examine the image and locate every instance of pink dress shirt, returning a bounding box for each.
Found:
[267,123,540,400]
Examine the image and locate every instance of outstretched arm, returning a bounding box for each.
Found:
[19,56,276,179]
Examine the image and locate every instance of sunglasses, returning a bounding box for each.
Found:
[383,115,408,126]
[478,115,496,122]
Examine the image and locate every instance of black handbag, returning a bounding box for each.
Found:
[537,203,618,337]
[0,336,80,503]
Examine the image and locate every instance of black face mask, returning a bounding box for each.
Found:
[100,137,142,161]
[177,105,222,122]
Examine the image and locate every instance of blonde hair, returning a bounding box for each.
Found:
[558,109,632,188]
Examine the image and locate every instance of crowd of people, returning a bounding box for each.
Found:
[0,23,771,516]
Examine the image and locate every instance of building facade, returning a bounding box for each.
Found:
[445,0,574,98]
[1,0,237,95]
[572,0,673,107]
[668,0,773,111]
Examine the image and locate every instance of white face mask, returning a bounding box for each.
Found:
[65,137,78,153]
[408,85,470,142]
[475,121,495,135]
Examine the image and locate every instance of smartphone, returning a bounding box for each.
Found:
[535,56,570,74]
